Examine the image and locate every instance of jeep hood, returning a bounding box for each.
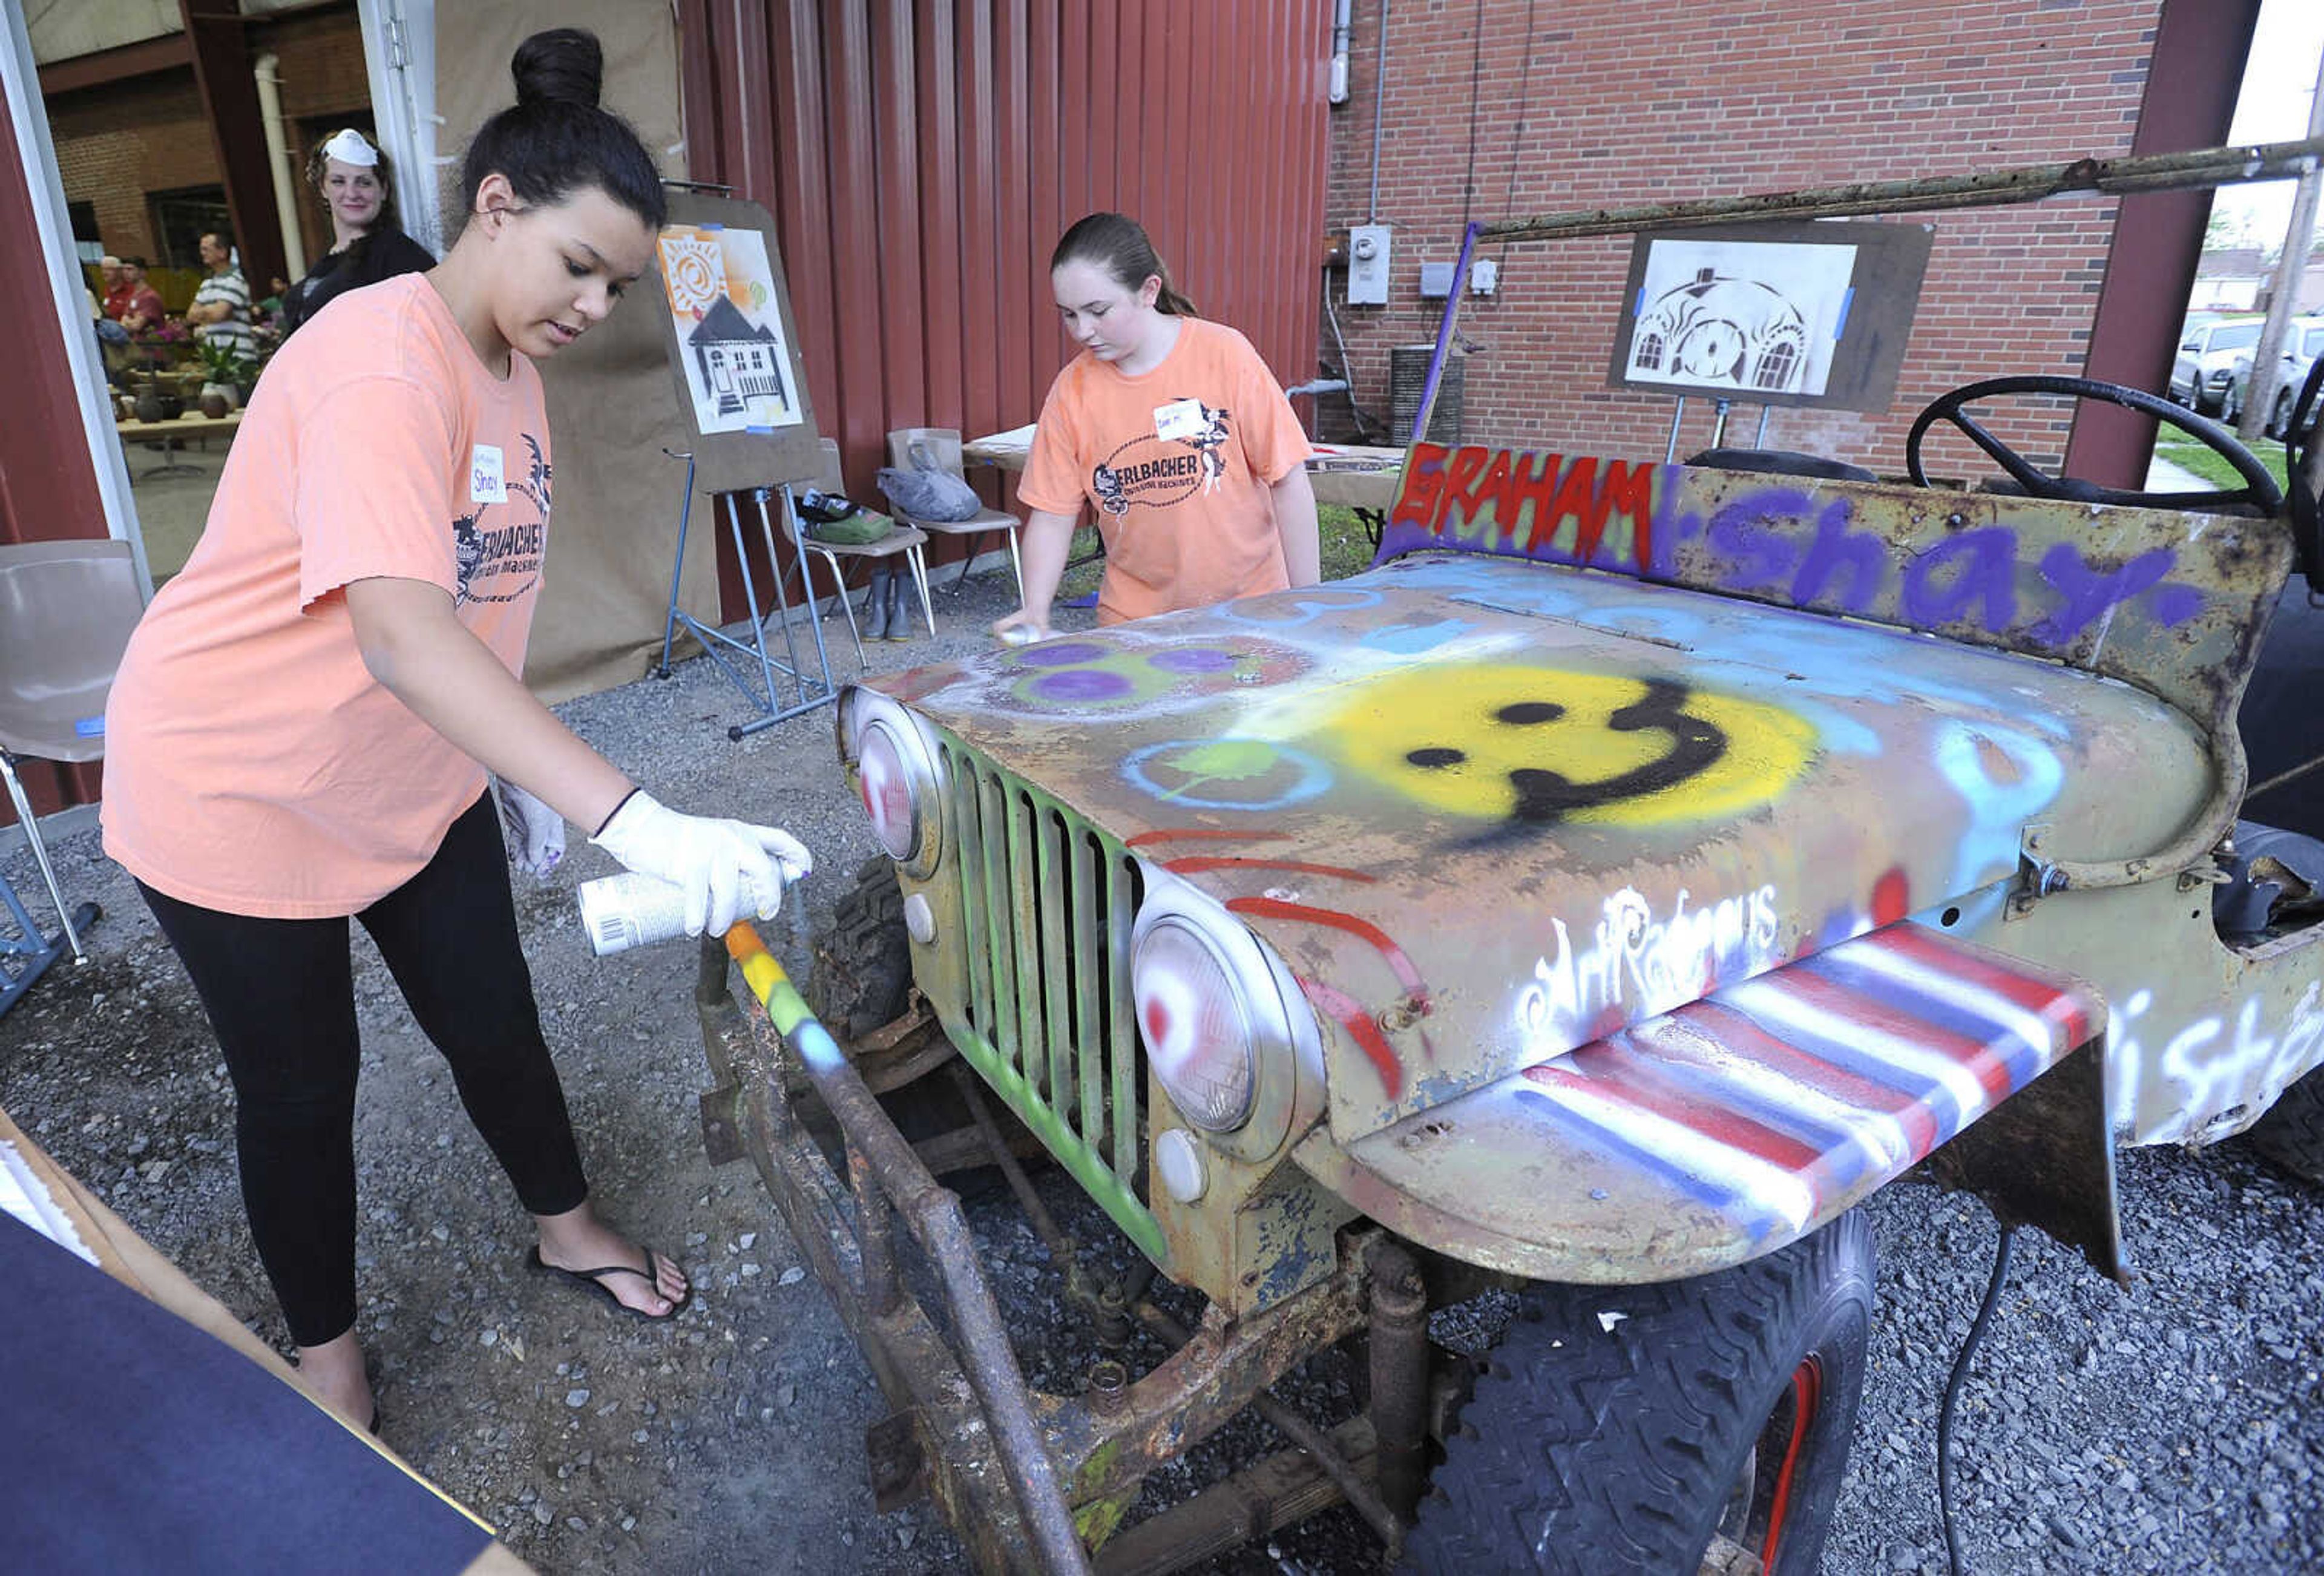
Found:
[874,553,2211,1138]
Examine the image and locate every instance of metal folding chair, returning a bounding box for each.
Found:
[654,450,842,740]
[0,539,144,1013]
[885,427,1026,604]
[786,438,935,671]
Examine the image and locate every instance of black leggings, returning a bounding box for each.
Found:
[138,793,588,1347]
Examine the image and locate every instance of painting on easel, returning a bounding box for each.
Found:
[1604,220,1933,413]
[657,223,803,434]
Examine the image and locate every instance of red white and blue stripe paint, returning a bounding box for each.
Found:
[1516,922,2099,1247]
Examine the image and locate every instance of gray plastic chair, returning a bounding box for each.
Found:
[0,538,145,990]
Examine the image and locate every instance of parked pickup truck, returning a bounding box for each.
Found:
[695,373,2323,1574]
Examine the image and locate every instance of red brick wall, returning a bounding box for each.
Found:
[48,68,212,265]
[45,8,372,271]
[1321,0,2166,476]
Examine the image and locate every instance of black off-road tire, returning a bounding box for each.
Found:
[804,855,913,1043]
[1406,1211,1876,1575]
[2244,1067,2324,1184]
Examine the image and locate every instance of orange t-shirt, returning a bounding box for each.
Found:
[103,274,552,919]
[1017,317,1311,624]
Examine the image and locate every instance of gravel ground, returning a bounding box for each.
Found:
[4,565,2319,1574]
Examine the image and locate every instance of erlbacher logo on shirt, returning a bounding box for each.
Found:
[1092,432,1227,518]
[453,515,544,606]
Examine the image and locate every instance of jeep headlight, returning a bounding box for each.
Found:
[838,689,941,875]
[1132,872,1309,1149]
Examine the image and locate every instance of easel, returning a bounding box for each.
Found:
[655,450,838,740]
[648,188,838,740]
[1661,396,1774,461]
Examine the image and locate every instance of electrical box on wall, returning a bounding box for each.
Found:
[1419,261,1454,298]
[1348,224,1391,306]
[1471,258,1499,294]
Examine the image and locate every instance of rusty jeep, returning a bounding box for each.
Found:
[679,356,2324,1574]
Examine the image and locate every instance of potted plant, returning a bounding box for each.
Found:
[194,338,251,416]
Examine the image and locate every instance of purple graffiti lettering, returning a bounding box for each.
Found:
[1705,492,1805,594]
[1900,528,2017,631]
[1789,499,1888,614]
[2031,543,2185,645]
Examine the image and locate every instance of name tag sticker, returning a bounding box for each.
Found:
[1154,399,1206,443]
[470,445,507,504]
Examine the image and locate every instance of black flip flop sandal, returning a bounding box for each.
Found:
[524,1244,691,1321]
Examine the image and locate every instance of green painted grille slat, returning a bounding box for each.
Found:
[1006,788,1045,1088]
[1106,852,1138,1182]
[1071,832,1104,1151]
[1037,810,1075,1121]
[977,770,1019,1066]
[948,752,994,1031]
[924,732,1160,1264]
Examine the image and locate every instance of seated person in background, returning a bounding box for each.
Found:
[280,128,436,338]
[185,231,255,360]
[113,257,166,333]
[91,264,128,352]
[99,255,133,320]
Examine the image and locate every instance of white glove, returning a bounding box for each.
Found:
[589,790,813,936]
[494,778,566,878]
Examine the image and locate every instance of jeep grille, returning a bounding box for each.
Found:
[937,738,1163,1261]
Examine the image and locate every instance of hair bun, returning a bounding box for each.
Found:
[511,28,604,110]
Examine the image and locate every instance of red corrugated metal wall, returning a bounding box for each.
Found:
[675,1,1331,612]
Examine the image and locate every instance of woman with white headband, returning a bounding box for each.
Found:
[278,126,436,338]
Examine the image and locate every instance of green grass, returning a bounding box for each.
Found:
[2153,434,2292,496]
[1319,504,1377,582]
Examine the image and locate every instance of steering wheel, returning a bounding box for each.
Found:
[1906,374,2283,516]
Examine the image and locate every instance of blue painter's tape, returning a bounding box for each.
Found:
[698,222,724,231]
[1634,286,1646,317]
[1832,286,1854,342]
[74,716,105,738]
[744,424,775,435]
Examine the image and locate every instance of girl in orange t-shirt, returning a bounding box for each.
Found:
[101,29,809,1433]
[996,213,1320,636]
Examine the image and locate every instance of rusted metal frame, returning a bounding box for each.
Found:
[1478,135,2324,243]
[1365,1239,1430,1523]
[1091,1417,1382,1576]
[1036,1269,1371,1506]
[737,1082,1030,1568]
[1130,1302,1403,1552]
[845,994,955,1094]
[1921,1038,2125,1284]
[691,975,1031,1566]
[849,1140,901,1316]
[729,980,1092,1575]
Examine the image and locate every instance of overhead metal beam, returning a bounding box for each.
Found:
[34,33,192,97]
[1476,136,2324,245]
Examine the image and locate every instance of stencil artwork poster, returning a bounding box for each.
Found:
[657,224,803,433]
[1626,239,1858,398]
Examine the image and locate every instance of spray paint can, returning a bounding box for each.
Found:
[577,871,776,957]
[996,623,1046,648]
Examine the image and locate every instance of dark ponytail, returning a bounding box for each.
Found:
[1052,212,1197,317]
[458,28,664,229]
